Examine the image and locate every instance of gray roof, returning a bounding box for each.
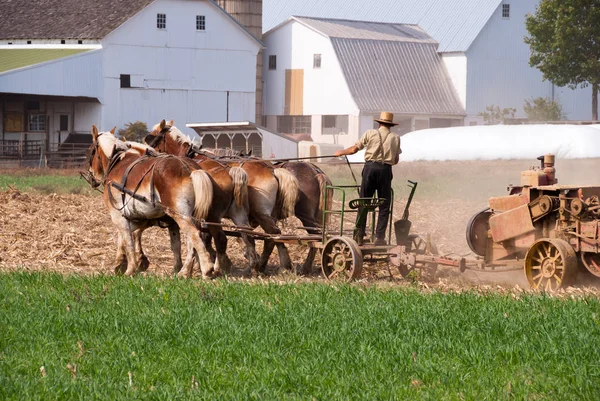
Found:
[264,0,502,52]
[332,38,465,115]
[0,0,262,45]
[293,16,436,43]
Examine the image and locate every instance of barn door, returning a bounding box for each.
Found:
[284,69,304,115]
[52,113,70,151]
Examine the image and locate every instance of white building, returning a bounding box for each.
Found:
[0,0,261,163]
[262,17,465,147]
[263,0,594,124]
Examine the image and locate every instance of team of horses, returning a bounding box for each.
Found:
[86,120,332,278]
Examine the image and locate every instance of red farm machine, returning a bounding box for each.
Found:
[464,154,600,290]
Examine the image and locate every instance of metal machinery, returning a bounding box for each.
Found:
[466,154,600,290]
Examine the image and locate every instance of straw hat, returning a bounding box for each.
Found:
[374,111,398,126]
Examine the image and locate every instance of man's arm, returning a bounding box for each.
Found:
[334,145,359,157]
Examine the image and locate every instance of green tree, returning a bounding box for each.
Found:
[117,121,149,142]
[477,105,516,125]
[525,0,600,120]
[523,97,566,121]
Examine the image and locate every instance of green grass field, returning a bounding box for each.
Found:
[1,272,599,400]
[0,170,93,195]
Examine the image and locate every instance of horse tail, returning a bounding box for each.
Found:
[316,173,333,226]
[273,168,299,219]
[190,169,213,222]
[229,166,248,209]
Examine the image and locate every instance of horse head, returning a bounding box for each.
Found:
[87,125,128,187]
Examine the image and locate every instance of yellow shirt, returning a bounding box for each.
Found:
[355,127,401,165]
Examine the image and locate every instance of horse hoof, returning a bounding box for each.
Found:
[177,270,192,279]
[139,255,150,272]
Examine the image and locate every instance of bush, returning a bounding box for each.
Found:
[117,121,149,142]
[477,105,516,125]
[523,97,565,121]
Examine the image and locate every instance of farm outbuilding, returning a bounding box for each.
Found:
[262,0,595,124]
[186,121,299,159]
[0,0,262,166]
[262,16,465,148]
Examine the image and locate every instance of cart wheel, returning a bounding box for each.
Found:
[466,208,491,257]
[321,236,363,281]
[580,252,600,278]
[524,238,577,291]
[397,234,438,278]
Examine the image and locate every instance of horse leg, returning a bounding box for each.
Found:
[168,224,183,274]
[174,218,214,279]
[210,226,231,276]
[295,214,321,276]
[109,211,140,276]
[254,213,292,272]
[132,225,150,272]
[113,232,127,275]
[228,209,259,274]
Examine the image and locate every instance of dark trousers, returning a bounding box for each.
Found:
[357,162,393,240]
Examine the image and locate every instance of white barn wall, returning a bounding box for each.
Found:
[263,20,358,142]
[101,0,260,135]
[466,0,591,120]
[441,52,467,110]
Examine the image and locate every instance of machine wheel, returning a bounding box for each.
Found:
[580,252,600,278]
[321,236,363,281]
[524,238,577,291]
[466,208,491,257]
[397,234,438,278]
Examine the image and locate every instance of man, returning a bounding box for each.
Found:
[334,111,401,246]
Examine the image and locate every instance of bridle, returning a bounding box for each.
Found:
[85,133,128,188]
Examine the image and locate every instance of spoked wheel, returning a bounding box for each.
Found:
[321,236,363,282]
[524,239,577,291]
[397,234,438,278]
[580,252,600,278]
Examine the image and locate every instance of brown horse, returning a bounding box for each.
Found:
[88,126,218,278]
[122,140,259,275]
[146,120,299,272]
[201,153,333,274]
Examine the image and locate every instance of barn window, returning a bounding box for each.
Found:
[28,114,46,132]
[196,15,206,31]
[277,116,311,135]
[502,4,510,19]
[313,54,321,69]
[268,55,277,70]
[157,13,166,29]
[120,74,131,88]
[61,40,66,44]
[322,115,348,135]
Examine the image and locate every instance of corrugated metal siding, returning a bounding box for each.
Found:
[332,38,465,115]
[264,0,502,52]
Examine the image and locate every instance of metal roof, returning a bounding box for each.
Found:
[0,48,95,74]
[331,38,465,115]
[293,17,436,43]
[264,0,502,52]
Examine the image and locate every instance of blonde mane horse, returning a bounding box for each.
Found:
[146,120,299,273]
[88,126,216,278]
